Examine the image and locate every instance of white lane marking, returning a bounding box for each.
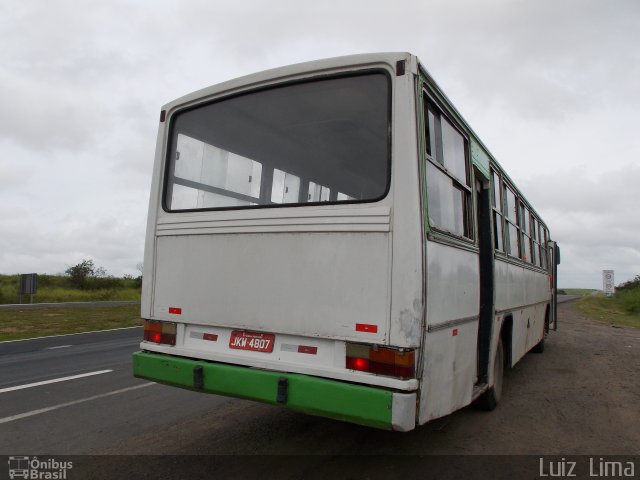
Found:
[0,326,142,344]
[0,369,113,394]
[0,382,155,424]
[46,345,72,350]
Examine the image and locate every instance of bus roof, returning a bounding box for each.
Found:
[161,51,548,230]
[162,52,415,111]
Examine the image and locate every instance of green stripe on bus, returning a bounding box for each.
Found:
[132,351,393,429]
[470,140,491,179]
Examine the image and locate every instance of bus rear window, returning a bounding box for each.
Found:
[164,73,390,211]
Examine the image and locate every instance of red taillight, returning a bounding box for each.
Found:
[346,343,415,379]
[346,357,370,371]
[143,320,177,346]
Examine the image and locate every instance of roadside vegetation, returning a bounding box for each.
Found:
[0,304,143,341]
[557,288,597,296]
[0,259,142,305]
[576,276,640,329]
[0,260,143,340]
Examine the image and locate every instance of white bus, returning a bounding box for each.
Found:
[133,52,560,431]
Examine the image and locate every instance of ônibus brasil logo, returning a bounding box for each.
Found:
[8,456,73,479]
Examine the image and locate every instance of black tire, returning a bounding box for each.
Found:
[476,338,504,411]
[532,318,548,353]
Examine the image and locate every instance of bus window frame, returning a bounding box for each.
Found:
[422,90,474,243]
[161,69,394,214]
[490,168,505,253]
[492,165,551,274]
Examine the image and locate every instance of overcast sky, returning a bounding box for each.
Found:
[1,0,638,288]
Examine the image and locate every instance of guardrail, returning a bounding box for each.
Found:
[0,301,140,310]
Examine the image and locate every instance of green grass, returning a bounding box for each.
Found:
[32,287,141,303]
[616,286,640,314]
[0,304,143,341]
[558,288,597,296]
[0,273,141,305]
[576,290,640,329]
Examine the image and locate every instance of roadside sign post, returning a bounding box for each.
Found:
[18,273,37,304]
[602,270,614,297]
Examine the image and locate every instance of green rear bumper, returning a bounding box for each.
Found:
[133,351,395,429]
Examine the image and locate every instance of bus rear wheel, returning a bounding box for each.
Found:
[532,316,549,353]
[476,338,504,411]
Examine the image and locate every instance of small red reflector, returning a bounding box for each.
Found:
[297,345,317,355]
[355,323,378,333]
[203,333,218,342]
[168,307,182,315]
[452,328,458,336]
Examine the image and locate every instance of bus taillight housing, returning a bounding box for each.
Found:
[346,343,415,379]
[143,320,177,346]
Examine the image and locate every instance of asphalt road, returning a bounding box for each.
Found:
[1,299,637,479]
[0,300,139,310]
[0,327,232,454]
[557,294,581,303]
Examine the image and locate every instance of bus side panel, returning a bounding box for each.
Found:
[419,320,478,422]
[494,259,550,365]
[388,70,425,349]
[418,241,479,424]
[141,121,169,319]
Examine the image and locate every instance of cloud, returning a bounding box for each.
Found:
[0,157,32,191]
[520,164,640,287]
[0,0,638,288]
[0,212,145,276]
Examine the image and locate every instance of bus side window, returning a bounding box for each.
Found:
[541,227,549,270]
[423,99,472,240]
[531,217,540,267]
[491,169,504,252]
[520,204,532,263]
[503,184,520,257]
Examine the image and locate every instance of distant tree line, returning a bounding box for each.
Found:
[65,259,142,290]
[0,259,142,304]
[616,275,640,293]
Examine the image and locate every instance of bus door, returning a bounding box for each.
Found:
[548,241,560,331]
[474,171,494,385]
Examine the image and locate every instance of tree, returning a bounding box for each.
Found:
[134,261,143,289]
[65,259,118,290]
[616,275,640,292]
[65,259,97,289]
